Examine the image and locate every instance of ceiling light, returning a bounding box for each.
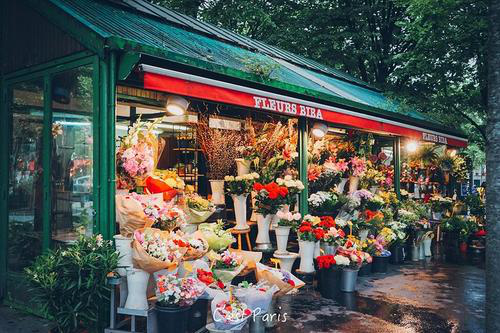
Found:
[312,122,327,138]
[166,95,189,116]
[406,141,418,153]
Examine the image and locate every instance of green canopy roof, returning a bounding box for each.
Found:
[30,0,467,139]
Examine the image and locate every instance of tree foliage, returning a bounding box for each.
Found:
[151,0,488,151]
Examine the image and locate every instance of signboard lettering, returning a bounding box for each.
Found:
[253,96,323,120]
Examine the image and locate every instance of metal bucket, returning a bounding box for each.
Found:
[249,313,266,333]
[340,268,358,292]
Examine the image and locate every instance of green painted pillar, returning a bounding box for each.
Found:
[394,137,401,200]
[99,58,110,239]
[42,76,52,251]
[298,118,309,215]
[108,52,117,239]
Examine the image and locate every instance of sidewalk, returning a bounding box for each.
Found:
[0,305,53,333]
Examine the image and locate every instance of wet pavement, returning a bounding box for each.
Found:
[0,255,485,333]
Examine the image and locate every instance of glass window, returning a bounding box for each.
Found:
[51,65,94,243]
[8,79,44,272]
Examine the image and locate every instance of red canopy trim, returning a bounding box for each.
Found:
[141,68,467,148]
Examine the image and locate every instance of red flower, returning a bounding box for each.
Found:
[278,187,288,197]
[287,279,295,286]
[338,229,346,238]
[319,216,335,229]
[269,190,279,199]
[217,280,225,290]
[476,229,487,237]
[364,209,377,221]
[244,309,252,316]
[313,228,325,240]
[253,182,264,191]
[299,225,312,233]
[317,255,336,269]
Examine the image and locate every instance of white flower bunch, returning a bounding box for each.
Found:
[334,255,351,266]
[276,210,302,222]
[308,191,332,208]
[276,175,305,191]
[224,172,259,182]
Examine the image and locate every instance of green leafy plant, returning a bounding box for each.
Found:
[441,216,478,242]
[415,145,438,168]
[439,153,455,171]
[25,234,119,333]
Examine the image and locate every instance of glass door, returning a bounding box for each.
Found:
[6,79,45,302]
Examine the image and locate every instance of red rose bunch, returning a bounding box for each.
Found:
[297,220,325,242]
[253,181,288,215]
[313,228,325,240]
[298,221,313,233]
[319,216,336,229]
[316,254,336,269]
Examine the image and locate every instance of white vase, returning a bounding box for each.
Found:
[125,268,150,310]
[423,239,433,257]
[114,235,133,276]
[250,191,258,222]
[235,158,251,176]
[210,180,225,205]
[432,212,443,220]
[358,229,369,242]
[418,243,425,260]
[336,178,349,193]
[232,194,249,230]
[348,176,360,194]
[256,214,272,245]
[273,252,299,272]
[272,205,289,228]
[274,226,291,255]
[298,240,316,273]
[314,241,321,259]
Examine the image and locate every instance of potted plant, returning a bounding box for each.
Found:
[441,216,478,253]
[197,117,243,205]
[155,274,205,333]
[225,173,260,230]
[316,254,341,299]
[308,191,347,217]
[318,216,345,254]
[25,234,119,333]
[253,181,288,250]
[334,246,364,292]
[429,194,453,220]
[387,220,408,264]
[296,215,324,273]
[275,210,301,254]
[368,228,395,273]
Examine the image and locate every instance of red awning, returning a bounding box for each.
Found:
[140,65,467,148]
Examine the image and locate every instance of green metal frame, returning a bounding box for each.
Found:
[298,118,309,215]
[0,53,101,301]
[394,137,401,200]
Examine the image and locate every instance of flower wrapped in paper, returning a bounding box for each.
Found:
[115,193,161,237]
[255,263,304,296]
[177,231,209,261]
[211,250,245,284]
[156,274,205,307]
[132,228,187,273]
[183,194,215,224]
[228,249,262,276]
[234,281,279,313]
[199,220,235,252]
[129,192,186,231]
[211,293,252,331]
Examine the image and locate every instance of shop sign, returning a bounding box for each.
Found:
[422,132,448,144]
[252,96,323,120]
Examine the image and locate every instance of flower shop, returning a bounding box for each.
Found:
[0,0,484,332]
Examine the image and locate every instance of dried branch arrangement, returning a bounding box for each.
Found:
[197,117,243,179]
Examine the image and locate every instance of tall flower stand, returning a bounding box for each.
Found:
[255,214,273,251]
[273,252,299,272]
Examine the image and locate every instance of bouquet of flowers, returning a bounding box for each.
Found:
[132,228,187,273]
[333,246,365,269]
[177,231,209,261]
[429,194,453,213]
[366,195,385,211]
[255,263,304,296]
[115,193,158,238]
[296,219,325,242]
[349,156,367,177]
[199,220,235,251]
[308,191,346,215]
[253,182,288,215]
[184,193,215,224]
[234,282,279,313]
[276,210,301,228]
[350,189,374,209]
[276,175,305,205]
[213,250,241,270]
[323,224,346,247]
[156,274,205,307]
[130,193,186,231]
[386,220,407,245]
[211,294,252,331]
[224,173,260,196]
[116,117,162,189]
[211,250,244,284]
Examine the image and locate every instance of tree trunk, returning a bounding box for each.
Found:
[486,0,500,331]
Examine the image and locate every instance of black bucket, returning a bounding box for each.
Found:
[156,303,191,333]
[372,255,390,273]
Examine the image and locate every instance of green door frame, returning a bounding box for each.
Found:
[0,52,102,299]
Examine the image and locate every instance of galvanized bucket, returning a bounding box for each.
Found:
[340,268,359,292]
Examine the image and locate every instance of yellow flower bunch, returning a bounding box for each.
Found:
[378,190,399,206]
[379,227,396,242]
[304,215,321,226]
[153,169,185,190]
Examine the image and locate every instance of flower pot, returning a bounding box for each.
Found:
[459,242,468,253]
[319,267,341,299]
[114,235,133,274]
[188,299,209,332]
[255,214,273,249]
[232,194,249,230]
[235,158,251,176]
[340,268,358,292]
[274,226,291,254]
[273,252,298,272]
[320,242,337,255]
[411,245,420,261]
[389,244,405,264]
[423,239,433,257]
[314,241,321,259]
[125,268,150,310]
[348,176,360,194]
[372,255,390,273]
[358,263,372,276]
[336,178,349,194]
[432,211,443,220]
[271,205,289,229]
[156,303,191,333]
[298,240,316,273]
[358,229,369,242]
[209,180,225,205]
